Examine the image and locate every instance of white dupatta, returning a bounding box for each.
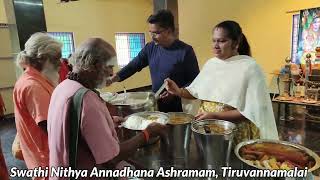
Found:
[186,55,278,140]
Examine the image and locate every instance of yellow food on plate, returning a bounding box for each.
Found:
[268,158,279,170]
[169,116,191,124]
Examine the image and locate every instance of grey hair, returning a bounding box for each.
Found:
[16,32,62,69]
[69,38,115,72]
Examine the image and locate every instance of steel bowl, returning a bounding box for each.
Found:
[160,112,195,158]
[234,139,320,173]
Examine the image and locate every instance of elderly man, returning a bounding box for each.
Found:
[13,33,62,174]
[47,38,165,178]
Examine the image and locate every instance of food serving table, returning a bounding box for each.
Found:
[124,133,241,180]
[117,130,315,180]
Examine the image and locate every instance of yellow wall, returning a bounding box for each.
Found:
[3,0,320,113]
[0,0,154,115]
[178,0,320,92]
[43,0,153,93]
[0,0,7,23]
[0,0,15,115]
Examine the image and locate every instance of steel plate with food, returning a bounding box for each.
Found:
[235,139,320,172]
[108,92,156,117]
[168,112,194,125]
[100,92,117,102]
[122,111,169,131]
[109,92,150,106]
[192,120,234,135]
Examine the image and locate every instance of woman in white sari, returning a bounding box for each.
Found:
[165,21,278,145]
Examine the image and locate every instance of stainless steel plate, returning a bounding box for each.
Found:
[109,92,154,108]
[122,111,169,131]
[234,139,320,172]
[100,92,117,102]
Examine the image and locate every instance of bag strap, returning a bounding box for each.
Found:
[69,87,89,172]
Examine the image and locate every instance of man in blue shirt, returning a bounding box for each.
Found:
[109,10,199,112]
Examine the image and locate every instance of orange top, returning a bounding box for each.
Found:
[13,66,54,171]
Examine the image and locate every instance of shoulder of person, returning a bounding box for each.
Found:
[238,55,259,66]
[14,77,42,93]
[239,56,265,77]
[200,57,218,70]
[145,41,156,48]
[175,39,193,49]
[238,55,256,61]
[84,90,100,99]
[142,41,157,52]
[83,90,105,105]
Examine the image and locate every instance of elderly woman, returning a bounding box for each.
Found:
[47,38,165,177]
[165,20,278,144]
[13,33,62,175]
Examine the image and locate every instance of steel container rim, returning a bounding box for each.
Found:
[234,139,320,172]
[167,112,195,125]
[109,92,155,109]
[123,111,169,130]
[191,119,237,135]
[121,111,169,144]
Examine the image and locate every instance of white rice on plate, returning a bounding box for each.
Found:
[123,114,167,130]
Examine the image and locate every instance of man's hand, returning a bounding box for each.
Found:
[145,122,167,138]
[106,75,120,86]
[112,116,124,126]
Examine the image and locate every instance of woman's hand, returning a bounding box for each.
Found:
[165,78,181,96]
[195,112,216,120]
[159,91,175,101]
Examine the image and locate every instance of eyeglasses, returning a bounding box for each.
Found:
[148,29,167,36]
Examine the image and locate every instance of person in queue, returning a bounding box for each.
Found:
[0,139,9,180]
[59,58,72,82]
[13,32,62,179]
[165,20,278,144]
[47,38,166,179]
[108,9,200,112]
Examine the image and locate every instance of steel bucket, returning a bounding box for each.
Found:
[191,119,237,172]
[160,112,194,160]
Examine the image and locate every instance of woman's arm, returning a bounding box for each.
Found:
[196,109,246,123]
[165,78,196,99]
[178,88,196,99]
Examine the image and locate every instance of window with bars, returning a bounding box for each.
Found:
[291,14,300,64]
[48,32,75,59]
[115,33,145,67]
